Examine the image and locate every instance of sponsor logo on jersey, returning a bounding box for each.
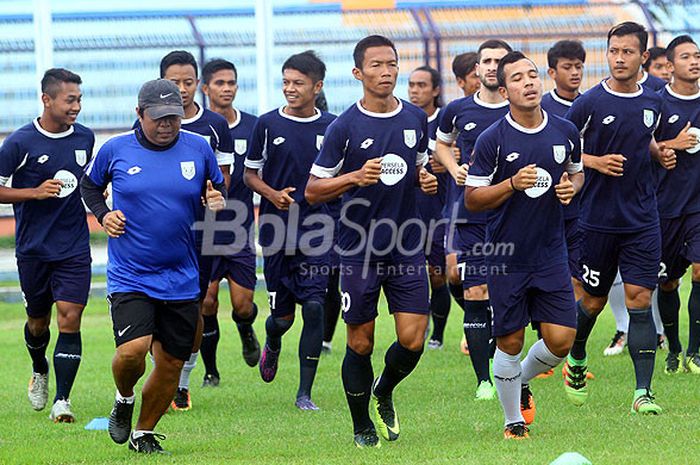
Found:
[360,138,374,149]
[505,152,520,162]
[524,167,552,199]
[602,115,615,125]
[668,114,680,124]
[127,166,141,175]
[273,137,285,146]
[380,153,407,186]
[38,154,49,164]
[53,169,78,198]
[464,122,477,131]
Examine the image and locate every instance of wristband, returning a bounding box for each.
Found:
[510,177,518,191]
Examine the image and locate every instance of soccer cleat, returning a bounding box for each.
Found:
[603,331,626,356]
[128,431,169,454]
[321,341,332,354]
[202,373,220,387]
[259,344,280,383]
[503,422,529,440]
[535,368,554,379]
[475,380,497,401]
[631,389,662,415]
[371,378,400,441]
[171,388,191,411]
[520,384,536,425]
[239,325,261,367]
[460,336,470,355]
[657,334,668,351]
[108,399,134,444]
[49,399,75,423]
[427,339,443,350]
[685,353,700,374]
[295,395,319,411]
[664,352,682,375]
[354,426,381,448]
[28,370,49,411]
[563,357,589,406]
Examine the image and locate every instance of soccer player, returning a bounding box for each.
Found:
[644,46,671,82]
[305,35,438,448]
[434,39,512,400]
[199,58,260,384]
[0,68,93,423]
[81,79,225,453]
[244,50,336,411]
[452,52,481,98]
[562,22,676,414]
[466,50,584,439]
[408,65,451,349]
[638,47,667,91]
[653,35,700,374]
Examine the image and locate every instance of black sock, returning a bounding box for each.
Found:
[463,300,492,383]
[627,307,657,390]
[24,323,49,374]
[53,332,81,402]
[342,346,374,434]
[323,269,341,343]
[374,341,423,397]
[688,282,700,354]
[658,287,682,354]
[265,315,293,351]
[298,301,323,398]
[429,284,451,343]
[449,283,465,310]
[200,314,220,377]
[233,303,258,337]
[570,300,597,360]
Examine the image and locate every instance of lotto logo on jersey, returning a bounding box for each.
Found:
[180,161,195,180]
[602,115,615,125]
[38,154,49,164]
[464,122,476,131]
[668,114,680,124]
[552,145,566,164]
[53,169,78,198]
[643,109,655,128]
[380,153,407,186]
[403,129,417,148]
[524,167,552,199]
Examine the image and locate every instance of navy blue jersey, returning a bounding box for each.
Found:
[311,99,429,263]
[0,119,94,260]
[565,80,662,232]
[467,112,582,271]
[415,108,447,222]
[245,107,336,249]
[639,71,666,92]
[86,130,224,300]
[436,93,509,224]
[654,84,700,218]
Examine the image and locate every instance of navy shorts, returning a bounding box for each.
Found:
[455,223,488,290]
[340,259,430,325]
[660,213,700,283]
[565,217,582,281]
[579,226,661,297]
[211,247,257,291]
[425,221,446,273]
[488,262,576,337]
[18,252,91,318]
[263,250,329,317]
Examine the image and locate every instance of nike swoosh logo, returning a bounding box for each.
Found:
[160,93,173,99]
[117,325,131,337]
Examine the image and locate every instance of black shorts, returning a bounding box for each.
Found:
[108,292,199,361]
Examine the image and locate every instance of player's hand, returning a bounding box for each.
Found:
[658,142,677,170]
[419,168,438,195]
[205,180,226,211]
[355,157,383,187]
[555,172,575,205]
[453,163,469,186]
[32,179,64,200]
[594,154,626,176]
[511,164,537,191]
[102,210,126,238]
[429,156,447,174]
[270,186,296,211]
[672,122,698,151]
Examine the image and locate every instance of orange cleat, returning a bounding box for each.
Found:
[520,384,536,425]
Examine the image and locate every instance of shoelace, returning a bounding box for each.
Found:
[566,364,587,389]
[609,331,624,347]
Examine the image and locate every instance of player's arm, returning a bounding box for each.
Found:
[216,121,235,190]
[466,164,537,212]
[80,141,125,237]
[243,168,296,211]
[0,138,64,203]
[434,107,467,185]
[305,157,382,205]
[658,122,698,151]
[218,166,231,191]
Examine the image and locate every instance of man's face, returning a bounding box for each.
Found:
[408,70,438,111]
[163,64,198,109]
[607,34,647,82]
[648,56,671,82]
[549,58,584,93]
[353,45,399,98]
[203,69,238,108]
[500,58,543,111]
[138,111,181,146]
[43,82,82,127]
[477,47,509,91]
[668,42,700,83]
[282,68,321,112]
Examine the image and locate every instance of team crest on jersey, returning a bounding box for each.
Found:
[668,114,679,124]
[180,161,195,180]
[552,145,566,164]
[524,168,552,199]
[403,129,417,148]
[380,153,407,186]
[643,109,655,128]
[74,150,87,166]
[316,134,324,151]
[234,139,247,155]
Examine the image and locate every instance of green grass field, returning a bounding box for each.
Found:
[0,276,698,465]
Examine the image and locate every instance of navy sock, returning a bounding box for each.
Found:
[429,284,451,343]
[570,300,597,360]
[265,315,293,351]
[374,341,423,397]
[298,301,323,398]
[463,300,492,383]
[323,269,341,343]
[53,332,81,402]
[342,346,374,434]
[688,282,700,354]
[233,303,258,337]
[24,323,49,374]
[200,314,220,377]
[627,307,657,390]
[658,287,682,354]
[449,283,465,310]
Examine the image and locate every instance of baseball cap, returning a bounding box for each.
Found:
[137,79,184,119]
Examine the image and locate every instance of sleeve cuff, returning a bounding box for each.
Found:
[244,158,264,170]
[310,163,340,179]
[216,150,234,166]
[436,128,456,144]
[416,151,429,166]
[466,175,492,187]
[566,161,584,175]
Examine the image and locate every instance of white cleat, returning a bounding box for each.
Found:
[603,331,626,356]
[49,399,75,423]
[28,372,49,411]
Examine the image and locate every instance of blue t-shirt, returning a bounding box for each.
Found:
[85,130,224,300]
[436,93,509,225]
[565,80,662,233]
[0,119,94,260]
[654,84,700,218]
[415,107,448,223]
[311,99,429,263]
[245,107,336,250]
[639,71,666,92]
[467,111,582,272]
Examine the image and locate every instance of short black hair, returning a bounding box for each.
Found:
[41,68,82,97]
[315,89,328,112]
[477,40,512,61]
[496,51,536,87]
[412,65,443,108]
[282,50,326,83]
[160,50,198,78]
[666,34,697,62]
[547,40,586,69]
[607,21,648,53]
[643,46,666,70]
[353,35,398,69]
[452,52,478,80]
[202,59,237,85]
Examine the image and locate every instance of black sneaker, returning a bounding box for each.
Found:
[238,324,261,367]
[128,431,169,454]
[353,426,381,448]
[665,352,682,375]
[108,399,134,444]
[202,373,220,387]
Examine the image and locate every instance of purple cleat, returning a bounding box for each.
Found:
[259,344,280,383]
[295,395,319,411]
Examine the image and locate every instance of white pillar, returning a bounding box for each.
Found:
[255,0,274,114]
[33,0,53,114]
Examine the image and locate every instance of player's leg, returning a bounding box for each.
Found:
[200,278,221,385]
[652,290,667,349]
[687,263,700,373]
[322,266,341,353]
[604,271,628,356]
[427,223,450,349]
[227,251,260,367]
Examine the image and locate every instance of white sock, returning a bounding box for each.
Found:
[609,277,629,332]
[131,429,155,439]
[115,390,135,404]
[178,352,198,390]
[651,289,664,335]
[521,338,565,384]
[493,348,524,426]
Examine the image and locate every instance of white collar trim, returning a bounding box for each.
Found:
[549,89,574,107]
[602,79,643,98]
[474,92,509,109]
[427,107,441,123]
[638,71,649,84]
[505,110,548,134]
[229,107,242,129]
[182,103,204,125]
[356,98,403,118]
[278,106,322,122]
[33,118,74,138]
[665,83,700,101]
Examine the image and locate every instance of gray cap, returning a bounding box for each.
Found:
[137,79,185,119]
